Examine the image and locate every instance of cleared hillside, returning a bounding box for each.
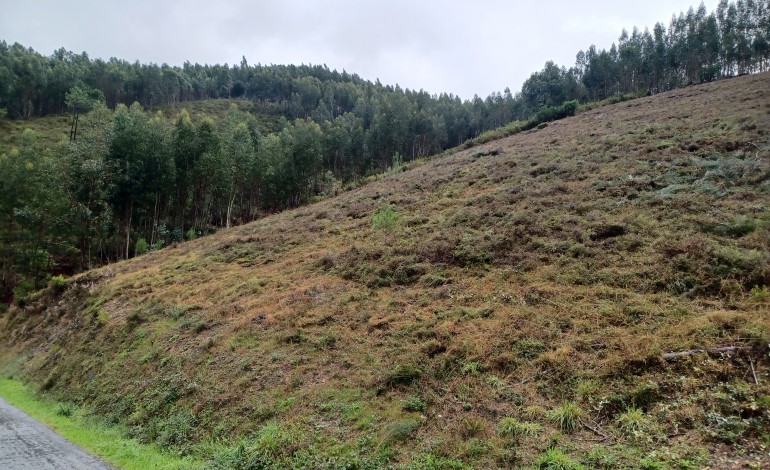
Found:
[2,73,770,469]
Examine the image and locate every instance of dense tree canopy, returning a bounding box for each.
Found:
[575,0,769,99]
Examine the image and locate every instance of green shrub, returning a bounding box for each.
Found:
[383,364,422,388]
[156,411,197,450]
[577,91,645,112]
[638,458,667,470]
[464,437,491,457]
[253,421,294,457]
[460,417,485,438]
[497,417,541,438]
[548,402,584,433]
[711,246,764,287]
[312,334,336,350]
[461,361,482,376]
[408,453,466,469]
[706,412,747,443]
[701,218,757,237]
[515,338,546,358]
[372,205,399,231]
[186,227,197,241]
[48,274,68,293]
[402,396,427,412]
[750,284,770,302]
[584,446,618,469]
[420,273,450,287]
[389,151,404,173]
[525,100,579,131]
[383,419,420,442]
[533,448,586,470]
[135,237,148,255]
[616,408,648,435]
[12,278,36,307]
[56,402,75,417]
[464,120,525,148]
[165,305,191,319]
[485,375,505,388]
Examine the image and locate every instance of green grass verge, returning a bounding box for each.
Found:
[0,378,201,470]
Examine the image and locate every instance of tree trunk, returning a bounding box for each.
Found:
[226,193,236,228]
[125,200,133,260]
[150,192,159,248]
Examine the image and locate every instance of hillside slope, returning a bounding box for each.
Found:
[2,73,770,469]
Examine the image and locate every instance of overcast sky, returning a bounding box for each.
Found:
[2,0,720,100]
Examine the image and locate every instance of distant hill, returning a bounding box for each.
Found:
[2,73,769,468]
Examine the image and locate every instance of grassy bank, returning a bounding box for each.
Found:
[0,377,200,470]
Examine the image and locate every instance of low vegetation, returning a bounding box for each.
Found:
[0,378,200,469]
[1,73,769,468]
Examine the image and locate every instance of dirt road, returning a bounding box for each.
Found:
[0,397,113,469]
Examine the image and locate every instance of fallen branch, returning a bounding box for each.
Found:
[749,357,760,385]
[580,420,611,442]
[662,346,750,360]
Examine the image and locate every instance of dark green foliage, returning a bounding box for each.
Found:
[155,411,198,451]
[576,0,769,99]
[522,100,580,131]
[659,236,768,295]
[514,338,546,359]
[382,364,422,389]
[372,205,399,231]
[408,454,467,469]
[534,100,579,124]
[420,273,450,287]
[706,412,747,443]
[533,448,586,470]
[383,419,420,442]
[135,238,148,256]
[700,218,758,237]
[521,62,582,112]
[65,83,104,141]
[208,445,274,470]
[47,275,68,293]
[402,396,427,412]
[547,402,584,433]
[12,278,35,306]
[497,417,541,439]
[56,402,74,417]
[126,311,145,329]
[750,285,770,302]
